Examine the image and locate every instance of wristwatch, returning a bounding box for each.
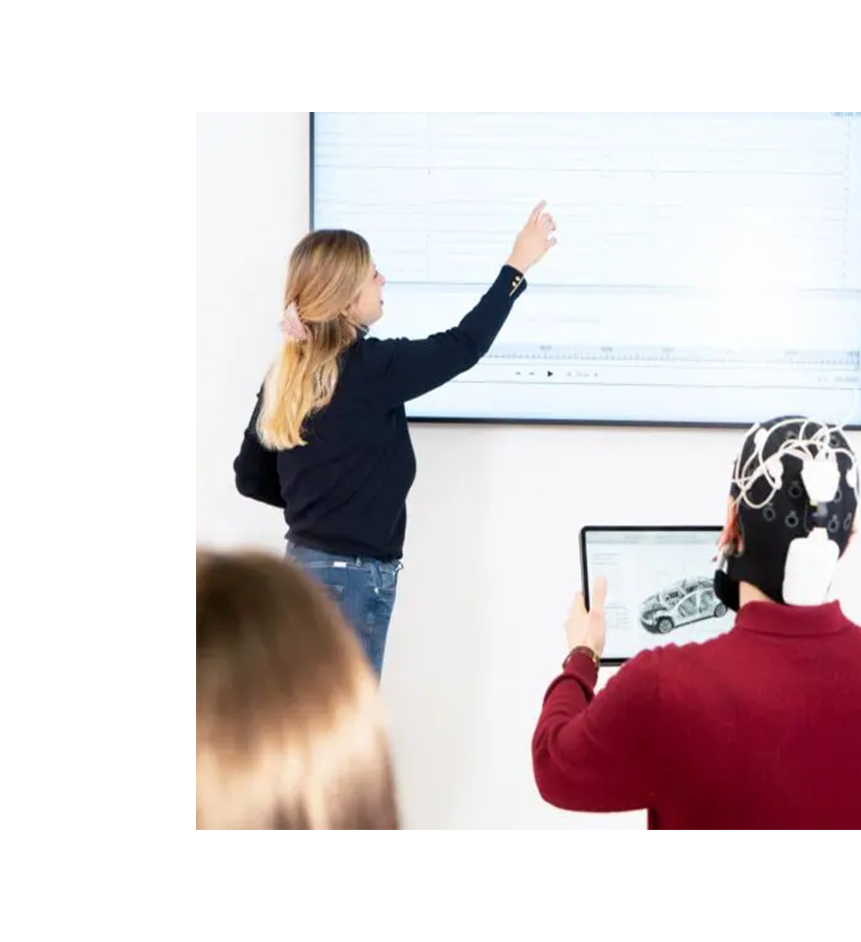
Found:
[562,645,600,669]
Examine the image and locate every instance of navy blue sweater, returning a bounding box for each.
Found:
[234,265,527,560]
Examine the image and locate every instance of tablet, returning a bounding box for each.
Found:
[580,526,735,664]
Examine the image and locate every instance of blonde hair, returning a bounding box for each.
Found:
[196,549,399,829]
[257,230,371,449]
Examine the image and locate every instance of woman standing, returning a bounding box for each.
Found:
[234,202,556,674]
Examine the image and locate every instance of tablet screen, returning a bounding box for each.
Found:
[580,527,735,663]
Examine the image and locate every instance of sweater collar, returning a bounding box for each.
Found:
[735,599,850,636]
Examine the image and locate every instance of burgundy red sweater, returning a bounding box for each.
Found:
[532,601,861,829]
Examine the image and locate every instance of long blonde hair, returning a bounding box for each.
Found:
[196,549,400,829]
[257,230,371,449]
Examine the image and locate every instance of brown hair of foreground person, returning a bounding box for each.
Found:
[197,549,399,829]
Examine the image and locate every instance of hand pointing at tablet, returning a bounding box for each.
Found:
[564,575,607,660]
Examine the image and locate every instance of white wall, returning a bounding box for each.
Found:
[197,113,861,829]
[197,113,310,549]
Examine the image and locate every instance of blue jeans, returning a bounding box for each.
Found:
[286,542,401,677]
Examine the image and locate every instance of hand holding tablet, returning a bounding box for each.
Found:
[564,575,608,660]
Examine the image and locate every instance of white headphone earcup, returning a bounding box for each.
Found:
[782,532,839,606]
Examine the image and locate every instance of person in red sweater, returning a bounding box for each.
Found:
[532,415,861,829]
